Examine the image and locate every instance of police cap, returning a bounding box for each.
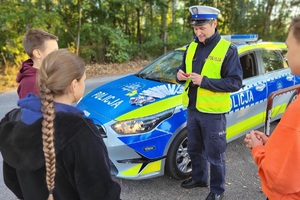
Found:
[189,5,220,26]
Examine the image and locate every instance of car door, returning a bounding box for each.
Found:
[260,48,293,95]
[226,51,267,141]
[259,48,294,118]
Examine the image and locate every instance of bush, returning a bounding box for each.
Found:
[0,63,19,92]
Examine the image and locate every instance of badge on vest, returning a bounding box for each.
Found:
[207,55,222,62]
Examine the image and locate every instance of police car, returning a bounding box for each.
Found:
[77,34,300,180]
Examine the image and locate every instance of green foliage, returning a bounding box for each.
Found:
[139,32,165,59]
[167,24,192,49]
[0,1,62,67]
[101,26,131,63]
[0,64,19,91]
[79,23,103,63]
[80,24,131,63]
[0,0,297,73]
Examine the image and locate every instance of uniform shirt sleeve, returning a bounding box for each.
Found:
[175,47,188,84]
[201,45,243,92]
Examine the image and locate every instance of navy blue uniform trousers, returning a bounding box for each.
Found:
[187,108,227,195]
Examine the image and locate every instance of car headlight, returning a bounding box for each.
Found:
[111,109,174,135]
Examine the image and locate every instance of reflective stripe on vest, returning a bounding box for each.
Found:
[182,38,231,113]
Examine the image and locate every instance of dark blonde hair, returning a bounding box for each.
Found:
[23,28,58,58]
[38,49,85,200]
[288,15,300,43]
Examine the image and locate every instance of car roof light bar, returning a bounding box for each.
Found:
[222,34,259,43]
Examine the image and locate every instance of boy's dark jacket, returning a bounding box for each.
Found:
[0,94,121,200]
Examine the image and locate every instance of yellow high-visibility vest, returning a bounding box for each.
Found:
[182,38,231,113]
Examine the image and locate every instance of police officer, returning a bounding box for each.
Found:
[176,5,243,200]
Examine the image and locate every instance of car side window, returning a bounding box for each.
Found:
[261,49,285,72]
[240,53,256,79]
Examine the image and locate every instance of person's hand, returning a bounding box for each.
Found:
[190,72,203,86]
[253,130,268,145]
[244,133,252,149]
[244,130,265,150]
[177,69,190,81]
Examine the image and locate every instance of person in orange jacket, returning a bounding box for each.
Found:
[244,15,300,200]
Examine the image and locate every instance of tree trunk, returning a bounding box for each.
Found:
[136,8,142,44]
[76,0,82,55]
[263,0,275,37]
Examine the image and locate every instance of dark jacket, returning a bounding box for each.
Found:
[16,59,38,99]
[0,94,121,200]
[176,30,243,109]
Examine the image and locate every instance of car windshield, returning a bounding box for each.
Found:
[136,50,184,84]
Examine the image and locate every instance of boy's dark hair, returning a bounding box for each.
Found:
[22,28,58,58]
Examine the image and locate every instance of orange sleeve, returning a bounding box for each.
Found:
[251,145,265,165]
[251,100,300,195]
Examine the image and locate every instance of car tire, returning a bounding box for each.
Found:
[165,129,192,180]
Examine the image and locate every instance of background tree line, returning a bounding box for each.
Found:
[0,0,299,71]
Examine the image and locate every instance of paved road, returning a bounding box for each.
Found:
[0,76,274,200]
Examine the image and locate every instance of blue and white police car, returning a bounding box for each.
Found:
[77,34,300,180]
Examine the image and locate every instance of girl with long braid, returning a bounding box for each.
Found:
[0,49,121,200]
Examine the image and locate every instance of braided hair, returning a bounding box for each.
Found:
[38,49,85,200]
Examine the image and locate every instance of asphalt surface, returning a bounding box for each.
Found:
[0,76,274,200]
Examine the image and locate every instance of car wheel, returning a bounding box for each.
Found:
[165,129,192,180]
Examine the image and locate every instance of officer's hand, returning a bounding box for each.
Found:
[190,73,203,86]
[177,69,190,81]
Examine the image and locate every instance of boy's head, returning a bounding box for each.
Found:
[285,15,300,75]
[22,28,58,62]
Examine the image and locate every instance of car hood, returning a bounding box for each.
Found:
[77,74,184,125]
